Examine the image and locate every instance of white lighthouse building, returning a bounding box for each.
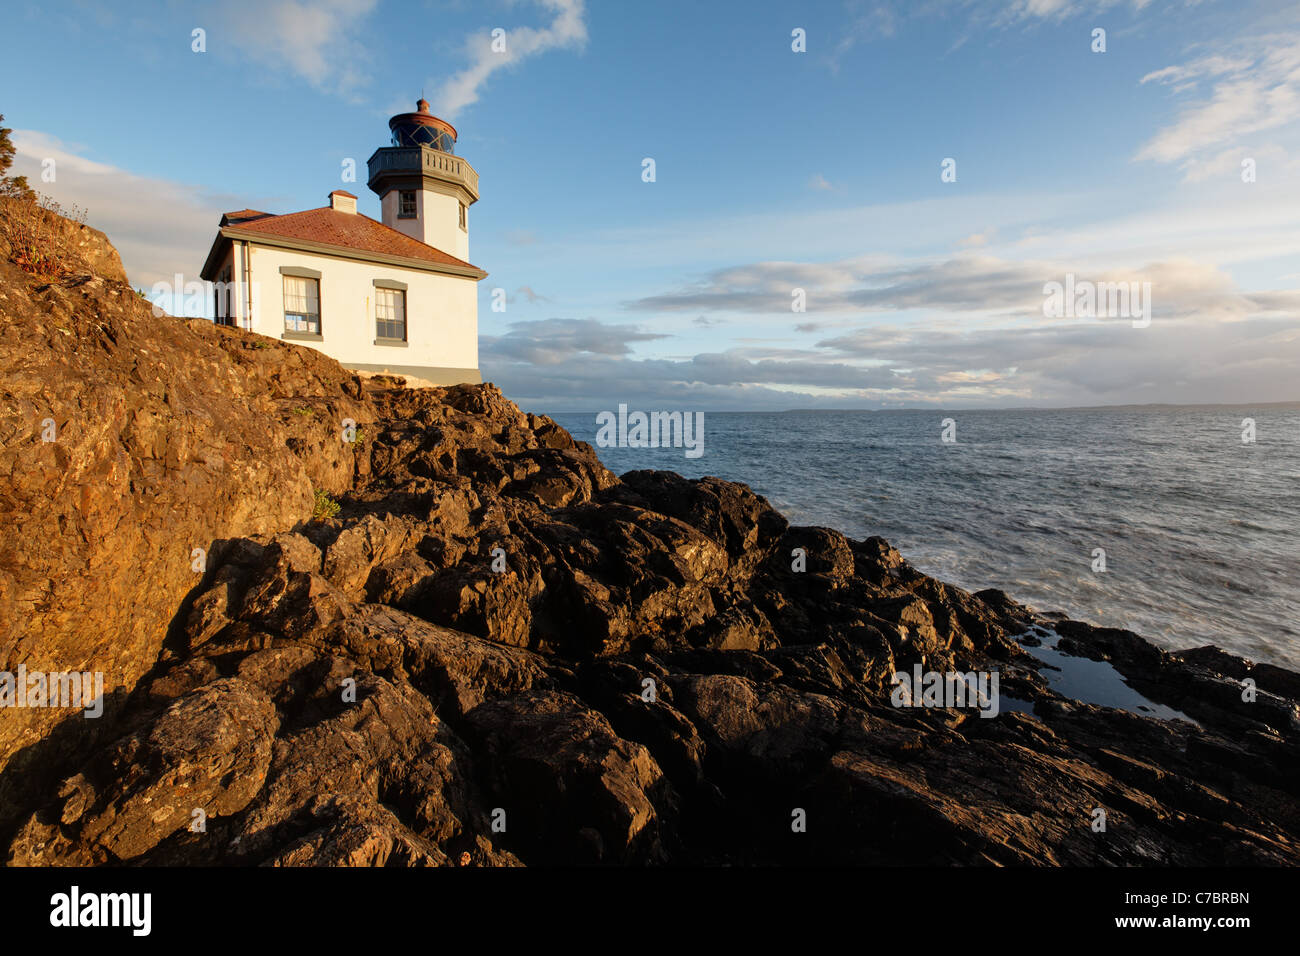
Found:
[200,98,485,385]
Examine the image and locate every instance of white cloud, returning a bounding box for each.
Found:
[957,229,996,249]
[485,317,665,365]
[433,0,587,119]
[10,130,235,289]
[1140,55,1253,88]
[829,3,898,71]
[484,310,1300,411]
[627,253,1300,326]
[1014,0,1079,19]
[1136,34,1300,179]
[1001,0,1164,22]
[202,0,380,95]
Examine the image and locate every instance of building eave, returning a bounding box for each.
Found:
[199,233,232,281]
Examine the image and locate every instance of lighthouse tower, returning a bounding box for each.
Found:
[367,98,478,261]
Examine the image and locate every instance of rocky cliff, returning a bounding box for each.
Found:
[2,217,1298,866]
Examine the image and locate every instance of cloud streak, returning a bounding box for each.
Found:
[626,254,1300,324]
[483,317,666,366]
[1137,33,1300,180]
[433,0,587,119]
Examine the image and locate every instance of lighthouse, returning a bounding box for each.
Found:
[367,98,479,263]
[199,95,485,386]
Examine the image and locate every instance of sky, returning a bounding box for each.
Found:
[2,0,1299,412]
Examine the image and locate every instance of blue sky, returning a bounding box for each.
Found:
[3,0,1299,411]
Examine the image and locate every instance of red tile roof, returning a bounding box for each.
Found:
[225,207,482,273]
[221,209,271,223]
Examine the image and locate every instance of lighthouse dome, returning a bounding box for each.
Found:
[388,98,457,154]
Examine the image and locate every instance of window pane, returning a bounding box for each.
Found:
[284,276,320,334]
[376,288,406,340]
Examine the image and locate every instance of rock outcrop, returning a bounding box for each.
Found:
[0,245,370,830]
[2,217,1298,866]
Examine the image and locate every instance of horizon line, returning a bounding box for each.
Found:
[525,399,1300,415]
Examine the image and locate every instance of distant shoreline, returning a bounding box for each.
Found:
[538,400,1300,416]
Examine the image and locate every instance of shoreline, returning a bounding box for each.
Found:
[551,405,1300,674]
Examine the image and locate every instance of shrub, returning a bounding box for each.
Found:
[0,192,88,278]
[1,116,93,276]
[311,488,341,521]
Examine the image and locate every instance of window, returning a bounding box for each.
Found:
[223,267,234,325]
[375,287,406,341]
[399,191,417,218]
[458,201,466,230]
[215,265,234,326]
[283,275,321,334]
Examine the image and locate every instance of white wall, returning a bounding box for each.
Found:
[420,185,469,262]
[378,185,468,262]
[381,189,422,244]
[240,243,480,379]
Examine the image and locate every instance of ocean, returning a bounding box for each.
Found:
[549,405,1300,671]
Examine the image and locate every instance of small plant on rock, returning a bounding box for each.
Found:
[312,488,341,521]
